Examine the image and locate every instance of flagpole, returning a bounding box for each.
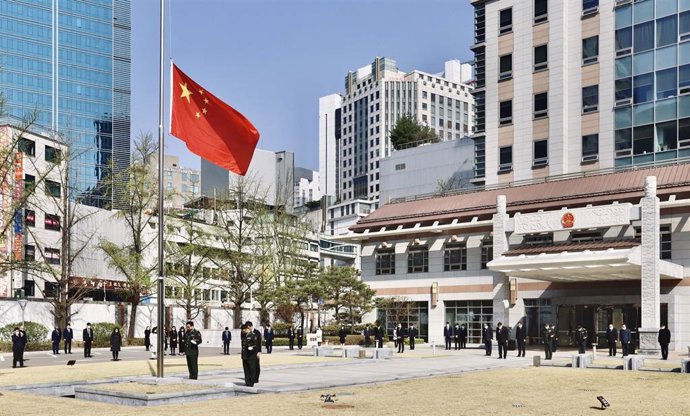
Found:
[157,0,166,378]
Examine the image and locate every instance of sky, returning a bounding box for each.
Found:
[131,0,475,172]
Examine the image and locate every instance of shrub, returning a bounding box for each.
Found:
[126,337,145,347]
[0,341,52,352]
[271,322,292,335]
[91,322,121,348]
[324,335,364,346]
[0,321,49,344]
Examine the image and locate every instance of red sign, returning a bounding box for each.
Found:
[561,212,575,228]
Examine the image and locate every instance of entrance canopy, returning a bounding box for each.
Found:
[488,246,684,282]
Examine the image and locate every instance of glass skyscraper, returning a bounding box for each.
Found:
[0,0,131,209]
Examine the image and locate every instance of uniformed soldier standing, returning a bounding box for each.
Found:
[184,321,202,379]
[241,324,259,386]
[576,325,588,354]
[542,323,552,360]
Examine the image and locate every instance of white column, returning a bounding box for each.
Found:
[493,195,510,325]
[639,176,661,356]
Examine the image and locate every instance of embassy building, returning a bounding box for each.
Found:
[341,164,690,353]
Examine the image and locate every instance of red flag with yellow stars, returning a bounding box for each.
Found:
[170,64,259,175]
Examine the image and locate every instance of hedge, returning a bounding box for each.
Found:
[0,321,49,345]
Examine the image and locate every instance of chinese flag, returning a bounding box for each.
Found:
[170,64,259,175]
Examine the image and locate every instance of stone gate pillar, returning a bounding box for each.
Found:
[492,195,510,326]
[639,176,661,356]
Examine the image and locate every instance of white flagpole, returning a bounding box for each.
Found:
[157,0,166,378]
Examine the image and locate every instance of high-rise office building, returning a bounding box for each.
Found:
[319,57,474,204]
[471,0,690,186]
[0,0,132,208]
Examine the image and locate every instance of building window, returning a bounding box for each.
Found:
[375,249,395,275]
[533,140,548,167]
[634,21,654,52]
[481,240,493,269]
[523,233,554,245]
[499,54,512,80]
[499,146,512,172]
[582,0,598,16]
[23,280,35,297]
[681,11,690,42]
[46,180,61,198]
[657,15,677,48]
[499,100,512,125]
[45,214,61,231]
[444,300,493,344]
[661,225,672,260]
[18,138,35,156]
[24,174,36,191]
[633,124,654,155]
[499,8,512,34]
[534,44,548,71]
[45,146,61,163]
[570,230,603,243]
[44,282,58,298]
[534,92,548,118]
[45,247,61,265]
[582,85,599,113]
[24,245,35,261]
[582,134,599,162]
[407,246,429,273]
[633,73,654,104]
[534,0,548,23]
[25,210,35,227]
[657,68,677,99]
[444,243,467,271]
[582,36,599,65]
[616,27,632,57]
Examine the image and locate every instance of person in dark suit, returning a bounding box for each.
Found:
[144,326,151,351]
[178,326,186,355]
[620,324,632,356]
[550,324,558,353]
[409,324,418,350]
[576,325,588,354]
[287,326,295,350]
[12,327,26,368]
[515,321,526,357]
[264,325,274,354]
[169,326,178,355]
[63,323,73,354]
[363,325,371,348]
[183,321,202,380]
[658,324,671,360]
[338,325,346,346]
[83,322,94,358]
[459,324,467,349]
[51,326,62,355]
[247,321,261,383]
[375,324,384,348]
[443,322,452,350]
[297,326,303,349]
[542,323,552,360]
[241,324,259,386]
[222,327,232,354]
[496,322,509,359]
[606,324,618,357]
[396,324,405,353]
[482,323,493,356]
[453,323,461,350]
[110,328,122,361]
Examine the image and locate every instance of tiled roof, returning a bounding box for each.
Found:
[503,239,640,256]
[352,163,690,232]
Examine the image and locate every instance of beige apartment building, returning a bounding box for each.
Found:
[471,0,690,186]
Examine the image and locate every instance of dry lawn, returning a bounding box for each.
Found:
[1,366,690,415]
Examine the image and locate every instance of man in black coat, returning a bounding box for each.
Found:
[408,324,418,350]
[363,325,371,348]
[620,324,632,356]
[222,326,232,355]
[542,323,552,360]
[396,324,405,353]
[496,322,509,359]
[63,323,73,354]
[576,325,588,354]
[453,323,461,350]
[83,322,94,358]
[297,326,303,349]
[51,326,62,355]
[482,323,493,356]
[515,321,526,357]
[338,325,347,346]
[375,324,384,348]
[12,327,26,368]
[144,326,151,351]
[606,324,618,357]
[443,322,452,350]
[264,325,274,354]
[658,324,671,360]
[459,324,468,349]
[287,326,295,350]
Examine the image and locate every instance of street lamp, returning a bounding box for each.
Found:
[17,298,28,328]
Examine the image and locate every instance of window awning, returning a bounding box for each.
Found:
[487,246,684,282]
